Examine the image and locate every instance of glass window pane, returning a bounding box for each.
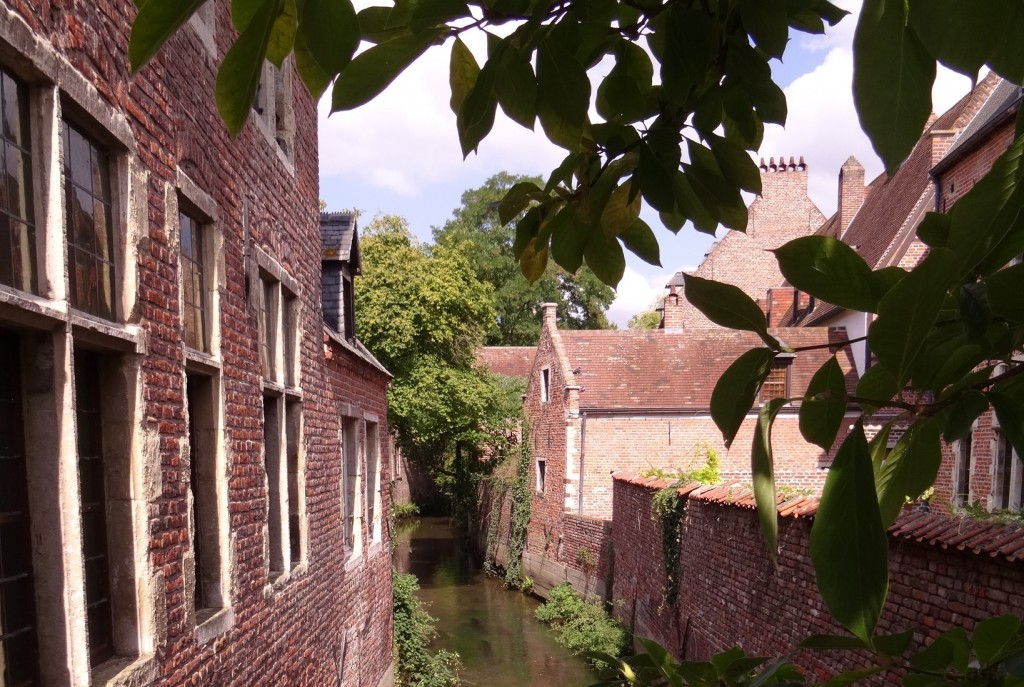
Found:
[73,187,96,254]
[0,215,11,287]
[180,212,193,260]
[6,144,32,221]
[93,198,110,261]
[11,220,35,294]
[68,126,93,190]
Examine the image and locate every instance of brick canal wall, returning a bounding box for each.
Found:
[611,473,1024,681]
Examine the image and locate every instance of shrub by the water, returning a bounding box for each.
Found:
[392,571,461,687]
[391,501,420,521]
[535,583,627,661]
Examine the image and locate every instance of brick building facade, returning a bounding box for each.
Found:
[0,3,393,686]
[506,303,857,600]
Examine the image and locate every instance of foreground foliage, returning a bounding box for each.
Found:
[130,0,1024,661]
[536,582,627,664]
[393,571,461,687]
[592,616,1024,687]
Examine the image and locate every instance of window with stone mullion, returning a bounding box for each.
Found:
[0,329,40,686]
[63,122,116,321]
[0,69,38,295]
[180,211,207,352]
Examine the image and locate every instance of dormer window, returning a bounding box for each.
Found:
[320,212,361,341]
[760,358,792,403]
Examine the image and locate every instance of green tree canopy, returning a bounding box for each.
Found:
[357,215,519,470]
[433,172,615,345]
[627,297,663,330]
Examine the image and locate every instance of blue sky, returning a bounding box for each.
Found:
[318,0,971,327]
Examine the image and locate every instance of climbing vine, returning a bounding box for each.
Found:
[482,476,511,576]
[647,443,722,607]
[503,422,533,589]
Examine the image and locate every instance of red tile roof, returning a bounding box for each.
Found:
[476,346,536,378]
[559,328,856,409]
[614,472,1024,562]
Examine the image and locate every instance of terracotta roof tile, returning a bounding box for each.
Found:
[614,473,1024,561]
[559,328,856,409]
[476,346,536,378]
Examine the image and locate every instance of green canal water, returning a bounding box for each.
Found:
[393,517,599,686]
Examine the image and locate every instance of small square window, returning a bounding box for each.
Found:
[760,360,790,403]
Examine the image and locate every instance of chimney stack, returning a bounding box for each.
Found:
[838,156,866,234]
[542,302,558,329]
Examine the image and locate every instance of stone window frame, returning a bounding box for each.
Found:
[540,366,550,404]
[0,12,159,686]
[187,0,217,61]
[990,423,1023,512]
[340,408,363,566]
[364,416,382,548]
[951,431,975,508]
[252,246,307,588]
[166,174,234,641]
[251,59,296,171]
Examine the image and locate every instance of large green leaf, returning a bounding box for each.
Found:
[753,398,787,565]
[906,0,993,77]
[536,38,590,134]
[855,364,899,415]
[683,274,775,345]
[853,0,935,172]
[265,0,297,67]
[799,356,848,451]
[409,0,468,32]
[710,348,775,448]
[298,0,358,75]
[619,218,661,267]
[491,40,537,130]
[943,390,989,443]
[739,0,788,58]
[331,30,440,112]
[448,37,479,115]
[497,181,544,226]
[987,263,1024,324]
[875,418,942,528]
[216,0,283,136]
[973,615,1023,667]
[601,182,642,237]
[457,56,498,157]
[707,133,762,194]
[773,236,878,313]
[988,391,1024,460]
[583,232,626,286]
[548,206,588,273]
[867,248,958,385]
[129,0,211,72]
[596,40,656,123]
[810,423,889,644]
[293,32,333,100]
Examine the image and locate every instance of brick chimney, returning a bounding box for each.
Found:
[661,287,685,331]
[766,287,796,327]
[542,302,558,329]
[838,156,866,234]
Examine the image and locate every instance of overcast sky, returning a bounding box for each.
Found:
[318,0,973,328]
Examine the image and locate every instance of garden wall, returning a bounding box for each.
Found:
[611,473,1024,681]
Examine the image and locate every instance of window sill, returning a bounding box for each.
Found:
[344,551,364,573]
[70,311,147,353]
[262,561,308,598]
[91,652,157,687]
[185,347,221,374]
[196,607,234,645]
[367,541,383,558]
[0,286,67,329]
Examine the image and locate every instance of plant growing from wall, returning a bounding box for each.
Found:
[503,422,533,590]
[536,582,627,667]
[481,473,511,576]
[392,570,461,687]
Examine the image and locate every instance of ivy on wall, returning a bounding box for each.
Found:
[504,422,533,590]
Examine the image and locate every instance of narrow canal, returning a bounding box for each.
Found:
[394,517,599,686]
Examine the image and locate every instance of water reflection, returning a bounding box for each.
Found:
[394,517,598,687]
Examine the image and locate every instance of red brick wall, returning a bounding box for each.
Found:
[3,0,394,683]
[612,476,1024,680]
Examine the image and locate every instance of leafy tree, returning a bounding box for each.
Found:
[434,172,615,345]
[130,0,1024,662]
[357,215,521,506]
[627,298,663,330]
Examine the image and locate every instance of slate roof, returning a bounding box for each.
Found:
[934,79,1023,172]
[614,472,1024,562]
[559,328,856,410]
[320,212,360,270]
[477,346,536,379]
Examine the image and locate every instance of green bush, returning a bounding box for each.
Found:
[535,583,627,662]
[391,501,420,521]
[392,571,461,687]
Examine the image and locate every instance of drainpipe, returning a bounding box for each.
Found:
[578,411,587,514]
